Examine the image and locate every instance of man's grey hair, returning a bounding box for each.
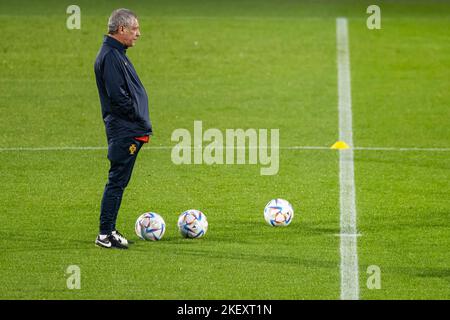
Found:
[108,8,137,34]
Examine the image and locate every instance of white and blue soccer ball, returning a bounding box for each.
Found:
[135,212,166,241]
[177,209,208,238]
[264,198,294,227]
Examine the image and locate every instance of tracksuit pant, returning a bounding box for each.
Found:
[99,136,143,235]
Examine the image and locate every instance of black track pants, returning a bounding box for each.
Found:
[99,137,143,235]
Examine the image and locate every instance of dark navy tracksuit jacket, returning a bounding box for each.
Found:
[94,35,152,235]
[94,35,152,141]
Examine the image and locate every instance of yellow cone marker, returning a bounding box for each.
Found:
[331,141,350,149]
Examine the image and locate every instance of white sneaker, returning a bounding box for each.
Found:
[95,235,112,248]
[111,230,129,247]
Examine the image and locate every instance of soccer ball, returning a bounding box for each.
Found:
[177,209,208,238]
[264,198,294,227]
[135,212,166,241]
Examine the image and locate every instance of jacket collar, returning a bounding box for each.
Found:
[103,35,127,53]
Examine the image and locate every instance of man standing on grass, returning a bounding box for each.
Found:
[94,8,152,249]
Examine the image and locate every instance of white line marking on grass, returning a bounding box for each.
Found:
[0,146,107,152]
[334,233,362,237]
[336,17,359,301]
[1,145,449,152]
[0,146,328,151]
[354,146,450,152]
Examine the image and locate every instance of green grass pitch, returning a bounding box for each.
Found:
[0,0,449,299]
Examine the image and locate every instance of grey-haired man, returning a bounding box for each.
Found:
[94,9,152,249]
